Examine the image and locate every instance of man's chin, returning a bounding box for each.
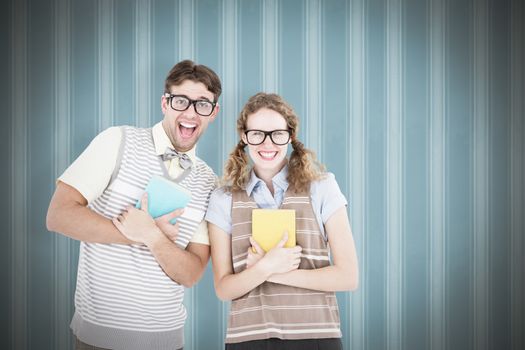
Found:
[174,137,198,152]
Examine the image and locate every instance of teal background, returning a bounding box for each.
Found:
[3,0,524,349]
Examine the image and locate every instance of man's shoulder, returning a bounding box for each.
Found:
[120,125,152,135]
[101,124,149,140]
[194,157,216,175]
[193,157,218,186]
[118,125,155,148]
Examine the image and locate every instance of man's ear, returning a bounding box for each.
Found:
[209,103,220,122]
[161,94,169,114]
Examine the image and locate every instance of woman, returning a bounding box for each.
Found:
[206,92,359,350]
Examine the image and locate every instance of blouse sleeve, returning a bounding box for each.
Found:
[205,187,233,235]
[312,172,348,225]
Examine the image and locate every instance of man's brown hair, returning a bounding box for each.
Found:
[164,60,222,102]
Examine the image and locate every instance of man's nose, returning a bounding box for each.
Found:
[182,104,199,118]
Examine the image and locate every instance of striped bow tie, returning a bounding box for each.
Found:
[161,147,193,170]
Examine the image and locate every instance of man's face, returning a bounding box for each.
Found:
[161,80,219,152]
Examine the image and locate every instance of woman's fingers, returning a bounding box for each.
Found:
[276,231,289,248]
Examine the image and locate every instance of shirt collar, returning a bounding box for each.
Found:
[245,164,289,197]
[152,122,196,163]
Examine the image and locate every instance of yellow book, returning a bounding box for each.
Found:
[251,209,296,252]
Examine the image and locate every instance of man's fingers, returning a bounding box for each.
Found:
[141,193,148,212]
[165,222,180,237]
[112,218,123,230]
[158,208,184,223]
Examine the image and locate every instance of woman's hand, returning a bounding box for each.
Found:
[246,237,265,269]
[257,232,302,275]
[267,206,359,292]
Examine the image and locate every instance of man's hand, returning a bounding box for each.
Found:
[113,193,185,245]
[112,193,162,245]
[154,208,184,243]
[113,193,209,287]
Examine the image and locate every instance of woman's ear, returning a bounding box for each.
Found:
[241,133,247,145]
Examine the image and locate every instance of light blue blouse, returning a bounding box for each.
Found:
[205,165,348,239]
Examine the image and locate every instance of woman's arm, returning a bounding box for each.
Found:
[209,222,302,301]
[267,206,359,292]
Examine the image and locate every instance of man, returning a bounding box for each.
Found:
[46,60,221,350]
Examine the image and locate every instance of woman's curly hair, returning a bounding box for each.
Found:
[223,93,324,193]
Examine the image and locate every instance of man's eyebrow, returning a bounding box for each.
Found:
[172,93,214,102]
[197,95,214,102]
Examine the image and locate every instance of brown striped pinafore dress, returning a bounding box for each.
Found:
[226,188,342,343]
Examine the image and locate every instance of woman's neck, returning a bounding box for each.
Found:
[253,162,286,195]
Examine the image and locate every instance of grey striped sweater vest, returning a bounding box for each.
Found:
[227,189,342,343]
[70,126,216,350]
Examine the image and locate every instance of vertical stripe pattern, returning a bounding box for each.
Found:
[135,0,152,127]
[386,0,403,349]
[348,1,365,350]
[179,0,195,60]
[98,0,114,131]
[472,0,490,348]
[510,1,524,349]
[10,0,28,349]
[4,1,524,349]
[428,0,446,349]
[305,0,321,154]
[221,0,239,157]
[262,0,279,93]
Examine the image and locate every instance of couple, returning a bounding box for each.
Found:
[47,60,359,350]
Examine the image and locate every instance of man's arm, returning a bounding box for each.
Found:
[112,195,210,287]
[146,233,210,288]
[46,181,133,244]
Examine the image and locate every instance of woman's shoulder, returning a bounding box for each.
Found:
[310,172,348,222]
[310,172,346,203]
[310,172,339,192]
[210,186,233,202]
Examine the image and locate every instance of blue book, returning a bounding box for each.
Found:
[136,175,192,224]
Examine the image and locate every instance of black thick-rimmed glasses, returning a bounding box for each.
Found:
[165,93,217,117]
[244,129,291,145]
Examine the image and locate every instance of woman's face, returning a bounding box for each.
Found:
[242,108,290,174]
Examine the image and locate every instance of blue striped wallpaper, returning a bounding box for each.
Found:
[2,0,524,349]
